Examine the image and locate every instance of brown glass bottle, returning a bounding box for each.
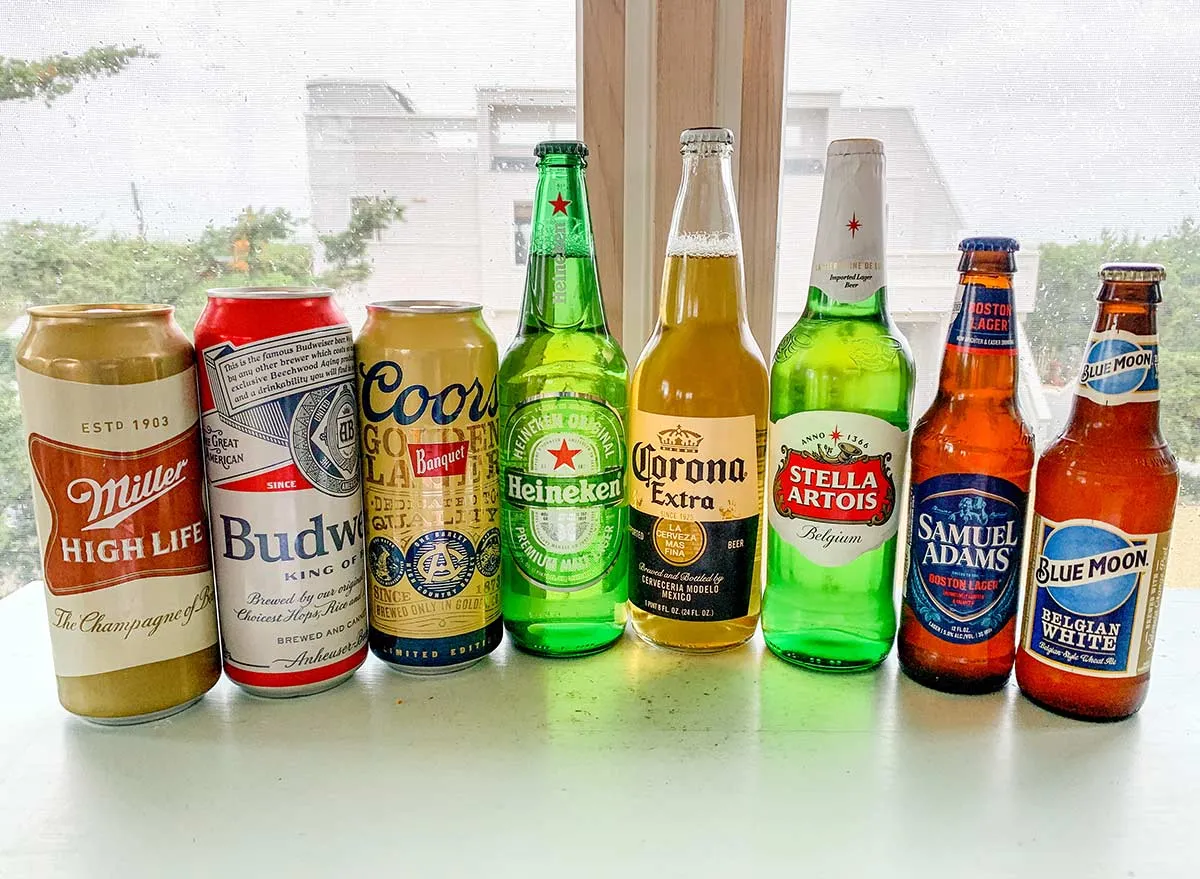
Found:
[1015,264,1178,721]
[898,238,1035,693]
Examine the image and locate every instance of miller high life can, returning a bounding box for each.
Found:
[356,301,502,674]
[17,304,221,724]
[196,288,368,697]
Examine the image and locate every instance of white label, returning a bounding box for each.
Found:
[809,151,886,304]
[18,366,219,678]
[767,410,908,566]
[1075,330,1160,407]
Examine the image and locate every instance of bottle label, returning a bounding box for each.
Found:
[1022,515,1170,677]
[17,366,219,678]
[1075,330,1159,406]
[501,395,626,591]
[810,151,885,304]
[903,473,1026,644]
[947,283,1016,353]
[768,410,908,566]
[627,412,761,622]
[199,326,368,685]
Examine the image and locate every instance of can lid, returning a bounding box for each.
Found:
[680,127,734,146]
[959,236,1019,253]
[368,300,482,315]
[1099,263,1166,282]
[207,286,334,299]
[827,137,884,158]
[26,302,173,319]
[534,140,589,158]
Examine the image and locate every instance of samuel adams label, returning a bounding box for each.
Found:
[628,413,761,621]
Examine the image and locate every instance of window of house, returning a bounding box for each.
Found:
[513,202,532,265]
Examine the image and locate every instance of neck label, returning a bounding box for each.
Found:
[1076,330,1159,406]
[947,283,1016,354]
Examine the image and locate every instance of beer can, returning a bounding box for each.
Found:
[196,288,369,697]
[356,301,502,674]
[16,304,221,724]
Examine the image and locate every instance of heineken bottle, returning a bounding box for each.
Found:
[764,138,915,672]
[499,140,630,657]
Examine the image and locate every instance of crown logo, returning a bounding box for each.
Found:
[657,425,702,453]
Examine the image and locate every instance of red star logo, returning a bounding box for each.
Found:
[549,193,570,215]
[846,214,861,237]
[548,439,582,470]
[830,427,842,442]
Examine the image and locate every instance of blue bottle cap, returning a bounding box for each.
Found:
[959,236,1020,253]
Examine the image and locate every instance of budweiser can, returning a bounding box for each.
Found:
[196,288,368,697]
[356,301,502,673]
[16,304,220,724]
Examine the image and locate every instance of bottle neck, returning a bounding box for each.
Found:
[1063,284,1162,442]
[803,149,888,321]
[520,158,608,332]
[935,268,1018,403]
[659,147,747,327]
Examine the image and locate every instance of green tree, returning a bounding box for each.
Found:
[0,45,154,105]
[318,197,406,287]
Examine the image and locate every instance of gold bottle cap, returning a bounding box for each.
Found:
[1098,263,1166,282]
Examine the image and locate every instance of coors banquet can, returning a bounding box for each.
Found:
[195,288,368,697]
[356,301,502,674]
[17,304,221,724]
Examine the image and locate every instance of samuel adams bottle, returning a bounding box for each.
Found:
[499,141,630,657]
[628,128,767,652]
[898,238,1034,694]
[764,138,915,671]
[1016,264,1178,721]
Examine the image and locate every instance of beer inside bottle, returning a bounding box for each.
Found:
[499,140,630,657]
[1015,263,1178,721]
[628,127,767,652]
[898,238,1034,694]
[764,138,915,671]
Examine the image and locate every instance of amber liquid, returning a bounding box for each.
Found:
[629,254,768,651]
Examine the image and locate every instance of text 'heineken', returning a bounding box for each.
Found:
[764,138,915,672]
[628,128,767,652]
[499,140,630,657]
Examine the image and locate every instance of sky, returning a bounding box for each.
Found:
[1,0,1197,243]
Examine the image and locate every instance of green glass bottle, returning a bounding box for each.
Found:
[764,138,915,672]
[499,140,629,657]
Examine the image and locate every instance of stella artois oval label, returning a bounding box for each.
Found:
[767,410,908,566]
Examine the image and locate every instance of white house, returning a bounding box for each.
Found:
[305,80,1049,429]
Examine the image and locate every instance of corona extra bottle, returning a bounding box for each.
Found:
[499,140,630,657]
[764,138,915,672]
[628,127,767,652]
[898,238,1034,694]
[1016,263,1178,720]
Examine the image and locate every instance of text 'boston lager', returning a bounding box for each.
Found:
[763,138,915,671]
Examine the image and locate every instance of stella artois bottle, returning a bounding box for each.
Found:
[763,138,915,672]
[628,128,767,652]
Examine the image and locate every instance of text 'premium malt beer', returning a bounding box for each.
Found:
[898,238,1034,694]
[499,140,630,657]
[764,138,915,671]
[628,128,767,652]
[17,304,220,723]
[357,302,502,673]
[1016,264,1178,720]
[196,288,368,697]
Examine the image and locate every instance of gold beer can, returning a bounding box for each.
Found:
[356,301,502,673]
[16,304,221,723]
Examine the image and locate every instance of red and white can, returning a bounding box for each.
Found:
[195,287,368,697]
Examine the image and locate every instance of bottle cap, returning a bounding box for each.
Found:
[680,127,734,146]
[959,237,1019,253]
[534,140,589,158]
[827,138,884,157]
[1099,263,1166,282]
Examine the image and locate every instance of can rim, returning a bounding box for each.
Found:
[367,299,483,315]
[207,286,335,299]
[26,303,174,319]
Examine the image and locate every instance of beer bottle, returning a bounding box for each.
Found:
[499,140,630,657]
[763,138,915,671]
[628,128,768,652]
[898,237,1034,693]
[1016,263,1178,720]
